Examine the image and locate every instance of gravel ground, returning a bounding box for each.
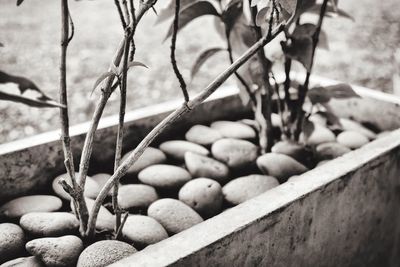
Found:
[0,0,399,143]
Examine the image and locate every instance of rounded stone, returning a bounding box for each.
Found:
[210,120,256,139]
[1,256,44,267]
[117,184,158,210]
[148,198,203,234]
[257,153,308,183]
[315,142,351,160]
[339,118,376,139]
[77,240,136,267]
[90,173,111,188]
[138,164,192,189]
[121,147,167,175]
[309,113,328,127]
[178,178,223,218]
[211,138,258,169]
[222,175,279,205]
[26,235,83,267]
[20,212,79,237]
[52,173,100,200]
[0,195,62,219]
[303,125,336,146]
[184,152,229,183]
[122,215,168,248]
[271,141,309,163]
[159,140,209,161]
[337,130,369,149]
[71,198,114,232]
[0,223,25,264]
[185,124,222,146]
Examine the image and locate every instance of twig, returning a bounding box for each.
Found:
[86,22,285,237]
[112,33,131,233]
[250,1,274,152]
[293,0,329,140]
[114,0,127,29]
[170,0,189,102]
[115,212,129,240]
[60,0,89,235]
[129,0,136,61]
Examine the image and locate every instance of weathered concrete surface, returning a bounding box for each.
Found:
[114,129,400,267]
[0,87,247,202]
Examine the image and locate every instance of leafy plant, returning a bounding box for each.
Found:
[8,0,359,242]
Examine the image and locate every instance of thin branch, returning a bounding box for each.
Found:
[170,0,189,102]
[129,0,136,61]
[114,0,127,29]
[60,0,89,235]
[223,19,256,107]
[122,0,131,26]
[293,0,329,140]
[115,212,129,240]
[87,22,285,237]
[112,33,131,233]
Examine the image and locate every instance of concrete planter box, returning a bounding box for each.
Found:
[1,76,399,266]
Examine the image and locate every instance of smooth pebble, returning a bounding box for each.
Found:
[185,125,222,146]
[159,140,209,161]
[138,164,191,189]
[210,120,256,139]
[184,152,229,183]
[117,184,158,210]
[337,130,369,149]
[121,147,167,175]
[211,138,258,169]
[0,223,25,264]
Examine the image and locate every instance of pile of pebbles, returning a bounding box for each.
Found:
[0,116,386,266]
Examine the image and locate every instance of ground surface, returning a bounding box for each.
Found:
[0,0,399,143]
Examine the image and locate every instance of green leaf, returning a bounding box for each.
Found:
[315,110,340,126]
[16,0,24,6]
[255,6,269,27]
[222,0,243,37]
[155,0,195,24]
[278,0,297,16]
[307,87,332,104]
[164,1,220,40]
[91,71,116,95]
[191,47,226,79]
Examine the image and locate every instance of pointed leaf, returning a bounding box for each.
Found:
[0,91,65,108]
[308,4,354,21]
[16,0,24,6]
[222,0,243,36]
[191,47,225,79]
[302,118,315,141]
[91,71,116,95]
[155,0,195,24]
[127,61,149,70]
[0,42,3,47]
[164,1,220,40]
[307,86,331,104]
[110,63,119,75]
[278,0,297,16]
[326,83,360,99]
[255,6,269,26]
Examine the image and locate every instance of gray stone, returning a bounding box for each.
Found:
[118,184,158,210]
[339,118,377,139]
[1,256,44,267]
[52,173,100,200]
[72,198,114,232]
[121,147,167,175]
[77,240,136,267]
[148,198,203,234]
[90,173,111,188]
[222,175,279,205]
[138,164,192,189]
[178,178,223,218]
[26,235,83,267]
[337,130,369,149]
[0,195,62,219]
[316,142,351,160]
[159,140,209,161]
[122,215,168,248]
[271,141,308,163]
[211,138,258,169]
[185,125,222,146]
[303,125,336,146]
[210,121,256,139]
[0,223,25,264]
[19,212,79,237]
[184,152,229,183]
[257,153,308,183]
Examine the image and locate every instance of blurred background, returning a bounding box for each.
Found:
[0,0,399,143]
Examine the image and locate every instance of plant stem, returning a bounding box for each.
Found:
[170,0,189,102]
[60,0,89,235]
[112,34,131,235]
[293,0,329,140]
[250,2,274,152]
[86,22,285,237]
